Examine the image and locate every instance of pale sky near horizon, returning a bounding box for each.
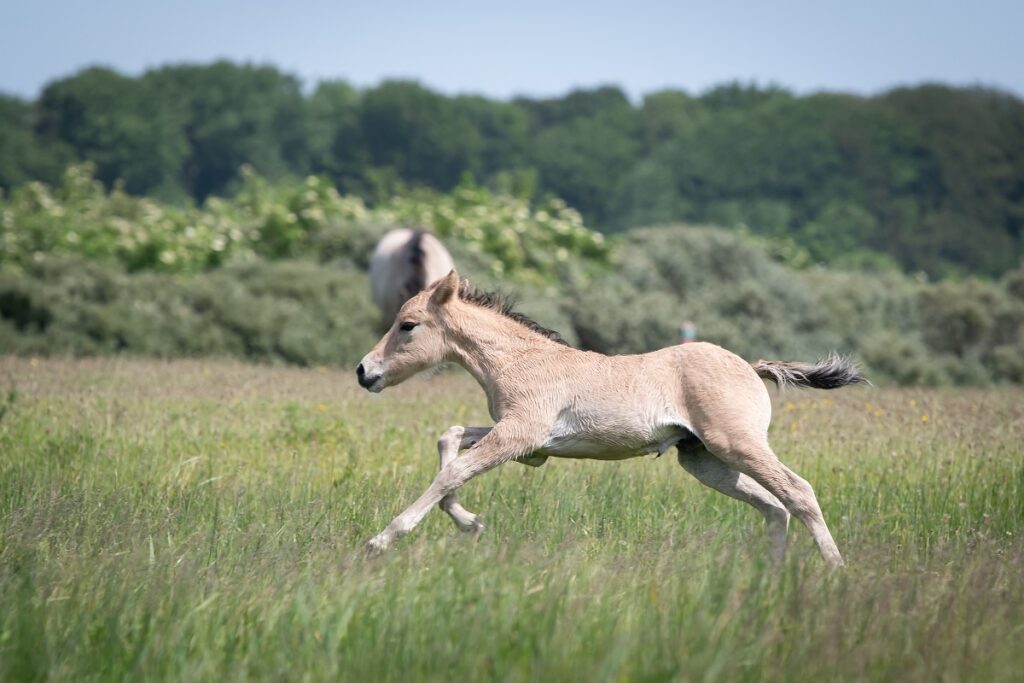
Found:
[2,1,1022,100]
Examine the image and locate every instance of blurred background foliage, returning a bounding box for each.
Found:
[1,164,607,282]
[4,63,1024,277]
[2,62,1024,384]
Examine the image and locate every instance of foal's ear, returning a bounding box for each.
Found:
[430,270,460,307]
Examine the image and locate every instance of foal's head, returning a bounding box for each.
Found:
[356,270,461,392]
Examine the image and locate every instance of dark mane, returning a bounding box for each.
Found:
[457,281,570,346]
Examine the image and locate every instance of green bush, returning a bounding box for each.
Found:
[0,257,378,366]
[857,331,944,386]
[567,226,840,360]
[565,226,1024,386]
[3,174,1024,386]
[0,165,611,284]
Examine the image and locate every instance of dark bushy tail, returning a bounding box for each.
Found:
[752,354,868,390]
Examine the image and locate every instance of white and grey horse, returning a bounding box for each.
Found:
[369,229,454,327]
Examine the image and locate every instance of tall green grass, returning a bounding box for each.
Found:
[1,358,1021,681]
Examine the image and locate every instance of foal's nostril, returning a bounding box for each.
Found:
[356,363,365,378]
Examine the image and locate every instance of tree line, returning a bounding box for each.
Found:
[2,61,1023,277]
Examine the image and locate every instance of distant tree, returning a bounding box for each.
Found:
[36,68,187,198]
[516,85,635,127]
[451,95,531,183]
[700,82,792,111]
[6,64,1024,277]
[0,95,71,190]
[144,62,308,200]
[609,157,683,230]
[638,90,706,151]
[358,81,483,190]
[307,80,366,192]
[880,85,1024,275]
[522,87,641,225]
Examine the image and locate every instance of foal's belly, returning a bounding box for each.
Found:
[535,435,650,460]
[535,420,694,461]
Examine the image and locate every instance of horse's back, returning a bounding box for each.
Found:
[418,232,455,284]
[369,229,414,317]
[370,229,454,324]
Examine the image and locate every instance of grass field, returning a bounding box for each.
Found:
[1,357,1022,682]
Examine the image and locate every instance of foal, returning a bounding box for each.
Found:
[357,271,865,566]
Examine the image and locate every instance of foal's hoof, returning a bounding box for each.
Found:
[455,516,485,537]
[364,535,389,559]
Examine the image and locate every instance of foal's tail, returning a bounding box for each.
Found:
[752,354,868,390]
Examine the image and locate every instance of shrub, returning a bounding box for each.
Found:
[0,165,611,284]
[567,226,841,360]
[562,225,1024,386]
[0,257,378,366]
[4,202,1024,386]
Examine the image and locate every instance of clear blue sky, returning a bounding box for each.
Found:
[3,0,1022,100]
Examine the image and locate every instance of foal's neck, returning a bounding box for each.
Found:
[445,305,558,395]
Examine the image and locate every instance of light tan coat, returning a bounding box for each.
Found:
[357,271,865,566]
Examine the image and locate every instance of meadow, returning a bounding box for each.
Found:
[1,357,1022,681]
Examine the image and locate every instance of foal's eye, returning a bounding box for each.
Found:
[399,321,418,332]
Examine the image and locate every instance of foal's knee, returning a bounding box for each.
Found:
[434,458,472,495]
[438,425,465,453]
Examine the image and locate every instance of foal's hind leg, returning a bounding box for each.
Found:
[677,443,790,563]
[437,426,491,534]
[707,436,844,568]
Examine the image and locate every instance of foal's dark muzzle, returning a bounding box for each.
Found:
[356,363,382,390]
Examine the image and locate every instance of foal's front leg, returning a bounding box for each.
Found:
[365,424,528,557]
[436,426,491,533]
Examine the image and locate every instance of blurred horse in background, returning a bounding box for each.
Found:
[369,229,455,327]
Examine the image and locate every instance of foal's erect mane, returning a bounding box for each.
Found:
[456,281,570,346]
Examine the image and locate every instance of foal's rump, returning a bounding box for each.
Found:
[669,342,776,442]
[668,344,864,452]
